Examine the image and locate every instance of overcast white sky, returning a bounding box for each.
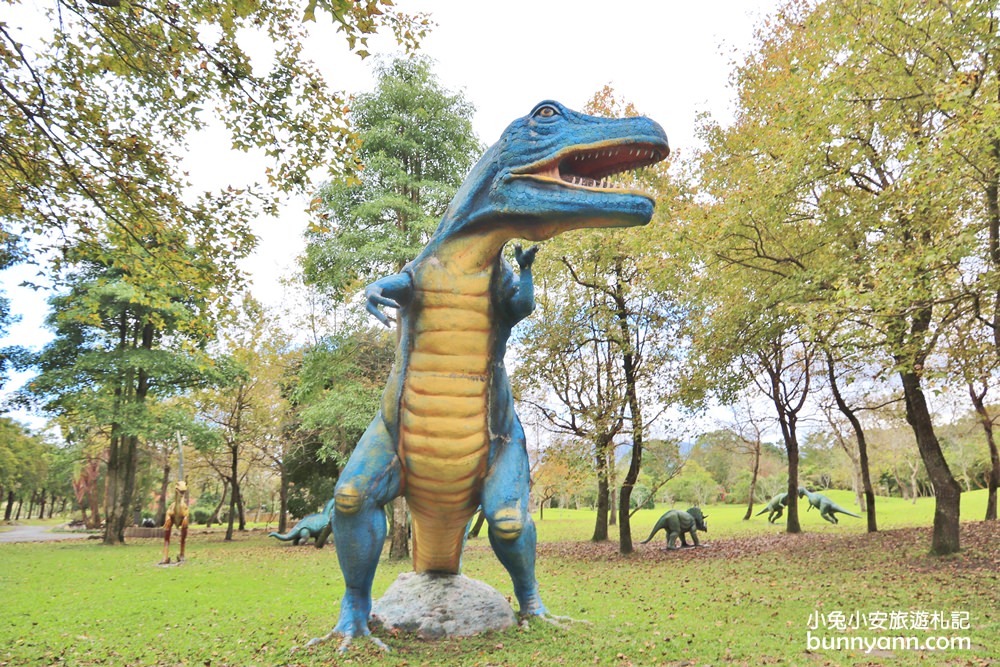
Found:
[1,0,782,426]
[237,0,782,307]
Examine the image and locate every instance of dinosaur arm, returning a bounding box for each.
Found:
[503,244,538,323]
[365,272,413,327]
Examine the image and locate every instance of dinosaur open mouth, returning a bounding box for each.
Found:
[526,142,668,190]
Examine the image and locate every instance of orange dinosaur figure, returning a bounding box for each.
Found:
[160,480,189,564]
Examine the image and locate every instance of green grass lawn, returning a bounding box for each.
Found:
[2,491,997,666]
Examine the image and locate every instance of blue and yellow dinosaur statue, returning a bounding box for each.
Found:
[309,100,668,651]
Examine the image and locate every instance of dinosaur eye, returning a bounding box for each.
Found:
[534,105,558,118]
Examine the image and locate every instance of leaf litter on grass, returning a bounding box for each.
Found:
[3,524,999,666]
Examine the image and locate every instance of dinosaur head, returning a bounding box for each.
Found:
[687,506,708,532]
[798,487,809,498]
[431,100,669,247]
[175,480,187,494]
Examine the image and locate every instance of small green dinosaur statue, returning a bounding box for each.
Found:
[798,487,861,524]
[755,492,789,524]
[640,507,708,549]
[269,498,336,548]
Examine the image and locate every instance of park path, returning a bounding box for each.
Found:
[0,524,93,544]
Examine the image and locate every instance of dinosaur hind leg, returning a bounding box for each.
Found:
[483,419,546,617]
[160,516,174,564]
[317,414,401,649]
[178,517,188,562]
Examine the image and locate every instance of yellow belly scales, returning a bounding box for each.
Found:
[400,256,493,573]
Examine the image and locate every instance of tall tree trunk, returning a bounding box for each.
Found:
[388,497,409,559]
[104,312,130,545]
[743,443,761,521]
[592,436,611,542]
[608,450,617,527]
[4,490,13,521]
[104,432,124,543]
[105,317,150,544]
[36,489,46,520]
[225,467,240,541]
[225,436,240,540]
[784,441,801,534]
[759,340,809,534]
[900,371,961,554]
[119,324,153,537]
[826,353,877,531]
[277,470,289,534]
[616,279,644,555]
[237,477,247,531]
[968,382,999,521]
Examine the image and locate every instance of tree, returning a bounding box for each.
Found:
[629,438,685,515]
[301,54,480,559]
[193,297,289,541]
[0,227,27,391]
[25,225,227,544]
[0,417,49,519]
[302,54,482,299]
[514,258,626,543]
[705,399,770,520]
[690,0,982,554]
[511,87,679,554]
[531,439,590,520]
[2,0,428,271]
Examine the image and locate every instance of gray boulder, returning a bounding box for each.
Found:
[370,572,517,639]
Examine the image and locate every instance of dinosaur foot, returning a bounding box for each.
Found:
[294,631,389,654]
[158,557,170,565]
[519,611,590,630]
[294,589,388,654]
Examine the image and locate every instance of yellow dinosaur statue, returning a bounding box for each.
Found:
[160,480,189,564]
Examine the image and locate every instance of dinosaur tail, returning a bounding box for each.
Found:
[831,503,861,518]
[639,518,667,544]
[754,506,769,516]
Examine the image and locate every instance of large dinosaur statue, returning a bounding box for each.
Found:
[640,507,708,549]
[755,492,789,523]
[269,498,336,548]
[309,101,668,651]
[798,487,861,524]
[160,480,189,564]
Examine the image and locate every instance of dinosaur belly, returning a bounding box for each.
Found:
[400,257,493,574]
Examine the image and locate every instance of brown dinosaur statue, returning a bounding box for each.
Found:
[160,480,189,564]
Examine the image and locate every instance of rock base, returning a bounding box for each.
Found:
[370,572,517,639]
